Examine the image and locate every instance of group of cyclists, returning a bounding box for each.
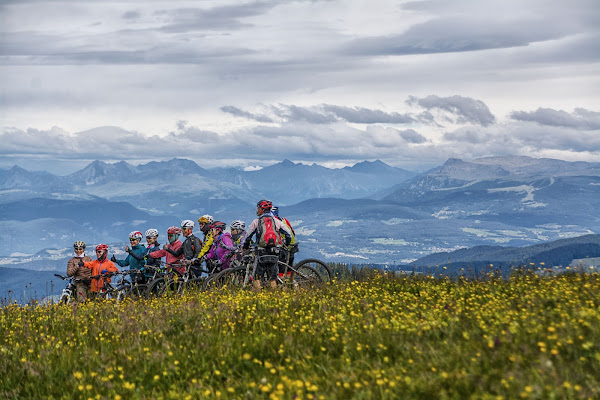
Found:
[66,200,297,302]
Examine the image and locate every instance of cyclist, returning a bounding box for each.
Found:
[272,206,299,276]
[79,244,119,293]
[196,214,214,261]
[165,220,203,276]
[149,226,184,273]
[205,221,237,271]
[111,231,147,284]
[243,200,292,289]
[230,220,247,247]
[143,228,162,268]
[66,241,92,302]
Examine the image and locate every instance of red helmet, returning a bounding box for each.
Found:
[209,221,226,232]
[257,199,272,211]
[95,244,109,252]
[167,226,182,234]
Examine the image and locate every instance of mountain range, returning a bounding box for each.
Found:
[0,155,598,268]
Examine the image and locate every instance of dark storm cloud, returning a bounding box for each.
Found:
[321,105,415,124]
[510,108,600,130]
[407,95,496,126]
[220,106,274,123]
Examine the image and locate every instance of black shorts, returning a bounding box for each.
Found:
[256,249,279,281]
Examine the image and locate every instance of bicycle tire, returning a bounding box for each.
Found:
[118,283,147,301]
[59,293,71,305]
[284,264,323,289]
[208,266,252,291]
[293,258,332,282]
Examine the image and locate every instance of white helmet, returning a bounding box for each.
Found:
[198,215,214,225]
[230,220,246,230]
[181,220,195,229]
[145,228,159,238]
[129,231,143,241]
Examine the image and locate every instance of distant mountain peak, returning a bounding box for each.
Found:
[442,158,466,166]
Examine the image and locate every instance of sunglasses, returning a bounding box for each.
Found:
[74,247,85,250]
[146,236,155,239]
[129,238,139,242]
[96,250,104,253]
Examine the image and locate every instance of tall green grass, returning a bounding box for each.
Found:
[1,271,598,399]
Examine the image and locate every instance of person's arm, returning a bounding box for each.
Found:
[67,258,78,277]
[197,234,213,258]
[149,249,166,259]
[128,250,145,262]
[219,235,237,252]
[114,255,129,267]
[243,220,259,249]
[166,243,184,257]
[107,261,119,273]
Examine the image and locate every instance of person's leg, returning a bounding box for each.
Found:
[75,283,88,303]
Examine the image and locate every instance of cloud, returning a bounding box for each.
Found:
[122,10,141,20]
[2,108,599,174]
[272,105,337,124]
[345,0,598,56]
[509,107,600,130]
[156,2,276,33]
[399,129,427,144]
[220,106,274,123]
[442,122,600,154]
[321,105,415,124]
[407,95,496,126]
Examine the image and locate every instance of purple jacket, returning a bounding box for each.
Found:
[206,232,237,269]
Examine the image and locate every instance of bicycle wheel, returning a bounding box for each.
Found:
[208,266,251,291]
[293,258,332,282]
[118,283,147,301]
[285,264,323,289]
[59,293,71,305]
[146,277,168,297]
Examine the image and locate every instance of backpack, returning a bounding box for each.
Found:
[257,215,281,248]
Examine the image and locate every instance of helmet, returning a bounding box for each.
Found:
[95,244,109,252]
[257,199,272,211]
[145,228,159,238]
[209,221,226,232]
[167,226,182,234]
[181,220,195,229]
[230,220,246,230]
[198,215,214,225]
[73,241,86,249]
[129,231,143,241]
[271,206,279,217]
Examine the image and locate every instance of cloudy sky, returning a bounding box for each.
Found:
[1,0,599,174]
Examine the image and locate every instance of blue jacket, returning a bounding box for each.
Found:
[114,244,147,272]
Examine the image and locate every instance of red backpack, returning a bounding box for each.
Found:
[257,215,281,248]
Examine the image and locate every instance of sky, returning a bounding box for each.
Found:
[1,0,599,174]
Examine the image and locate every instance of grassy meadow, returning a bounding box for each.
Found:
[1,269,599,399]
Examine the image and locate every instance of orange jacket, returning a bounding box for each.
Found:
[81,259,119,292]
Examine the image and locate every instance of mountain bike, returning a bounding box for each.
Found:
[53,274,87,304]
[208,246,323,291]
[89,271,132,301]
[145,260,207,297]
